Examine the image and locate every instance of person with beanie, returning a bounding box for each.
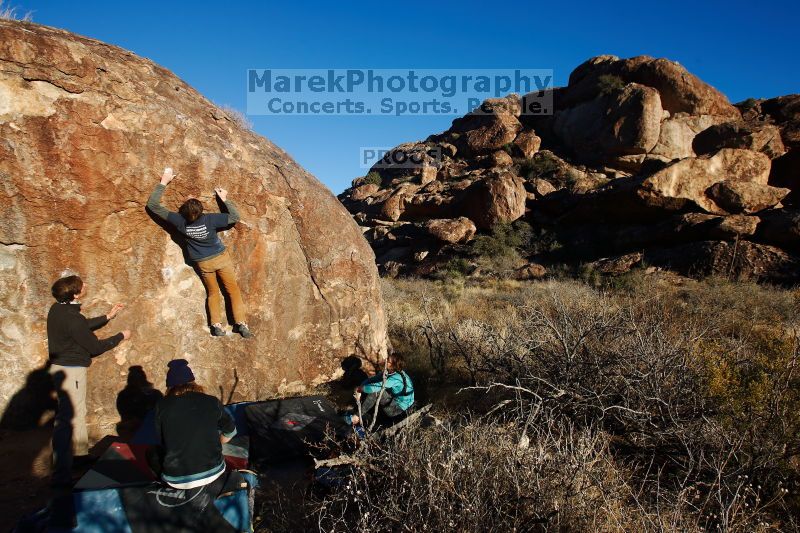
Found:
[152,359,237,489]
[146,167,253,338]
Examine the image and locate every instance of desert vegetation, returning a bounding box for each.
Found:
[217,104,254,131]
[363,171,383,186]
[0,1,31,21]
[262,275,800,532]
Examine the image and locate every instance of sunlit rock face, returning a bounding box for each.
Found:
[0,20,388,432]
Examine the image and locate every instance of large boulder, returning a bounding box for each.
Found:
[566,55,740,118]
[448,95,523,155]
[554,213,760,259]
[512,130,542,158]
[401,192,456,221]
[526,178,557,199]
[372,141,440,185]
[755,209,800,248]
[643,240,799,281]
[768,149,800,206]
[706,180,789,214]
[693,121,786,158]
[350,183,381,201]
[423,217,477,244]
[0,21,387,432]
[553,83,662,161]
[460,172,527,229]
[741,94,800,150]
[649,113,731,161]
[379,183,421,221]
[637,148,772,214]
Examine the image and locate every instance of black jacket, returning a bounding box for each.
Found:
[47,302,123,367]
[155,392,237,483]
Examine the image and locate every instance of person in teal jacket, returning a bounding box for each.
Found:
[348,352,414,428]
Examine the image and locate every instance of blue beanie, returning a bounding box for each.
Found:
[166,359,195,388]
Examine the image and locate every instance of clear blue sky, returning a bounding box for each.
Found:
[10,0,799,193]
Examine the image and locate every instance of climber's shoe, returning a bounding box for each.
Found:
[210,324,227,337]
[236,323,253,339]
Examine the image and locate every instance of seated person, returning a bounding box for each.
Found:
[151,359,237,489]
[348,352,415,429]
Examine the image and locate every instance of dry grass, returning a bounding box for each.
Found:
[0,1,32,21]
[218,104,253,131]
[261,275,800,531]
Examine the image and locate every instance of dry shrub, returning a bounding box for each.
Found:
[218,104,253,130]
[365,276,800,530]
[314,414,638,532]
[260,275,799,530]
[0,1,32,21]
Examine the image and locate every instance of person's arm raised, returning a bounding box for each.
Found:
[214,187,240,225]
[87,303,125,330]
[146,168,178,221]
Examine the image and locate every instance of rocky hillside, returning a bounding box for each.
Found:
[0,20,387,432]
[339,55,800,282]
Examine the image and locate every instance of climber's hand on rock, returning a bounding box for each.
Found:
[106,303,125,320]
[121,330,132,341]
[214,187,228,201]
[161,167,177,185]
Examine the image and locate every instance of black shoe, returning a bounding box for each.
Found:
[211,324,227,337]
[236,323,253,338]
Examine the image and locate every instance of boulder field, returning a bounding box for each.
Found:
[339,55,800,282]
[0,21,387,433]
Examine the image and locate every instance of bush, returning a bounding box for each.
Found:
[0,1,32,20]
[433,257,473,281]
[515,152,560,179]
[260,278,799,530]
[217,104,253,130]
[363,172,382,186]
[469,221,534,276]
[525,226,561,256]
[597,74,625,96]
[364,277,800,529]
[471,221,532,258]
[739,97,759,110]
[314,416,642,532]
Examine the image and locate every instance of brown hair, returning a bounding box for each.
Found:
[178,199,203,223]
[388,352,405,372]
[166,382,205,397]
[51,275,83,303]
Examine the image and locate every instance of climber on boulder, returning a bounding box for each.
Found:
[47,275,130,486]
[147,167,253,338]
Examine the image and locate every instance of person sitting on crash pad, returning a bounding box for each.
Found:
[152,359,237,489]
[348,352,415,429]
[147,166,253,338]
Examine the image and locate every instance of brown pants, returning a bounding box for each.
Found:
[197,249,247,325]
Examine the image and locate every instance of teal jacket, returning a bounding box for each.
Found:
[361,371,415,411]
